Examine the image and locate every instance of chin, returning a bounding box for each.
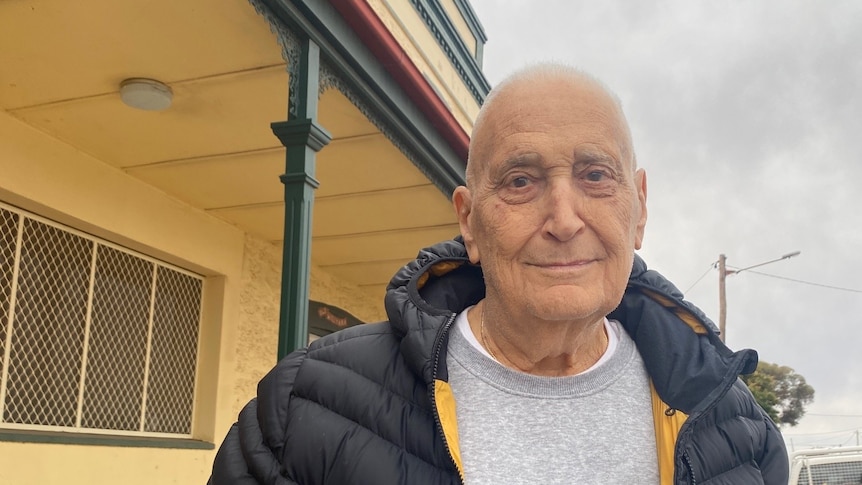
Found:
[523,288,613,323]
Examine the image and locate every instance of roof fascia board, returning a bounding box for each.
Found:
[412,0,490,104]
[453,0,487,43]
[452,0,486,66]
[260,0,467,194]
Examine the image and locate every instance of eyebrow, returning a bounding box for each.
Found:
[572,148,619,165]
[497,152,543,172]
[572,149,627,174]
[484,153,544,182]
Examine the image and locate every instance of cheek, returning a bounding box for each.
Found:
[591,203,628,241]
[481,203,534,251]
[472,205,535,282]
[606,196,642,245]
[474,201,506,241]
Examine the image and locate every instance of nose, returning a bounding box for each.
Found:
[541,179,585,242]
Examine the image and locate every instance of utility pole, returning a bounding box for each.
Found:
[717,251,800,344]
[719,254,728,342]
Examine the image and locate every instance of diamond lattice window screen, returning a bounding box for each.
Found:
[0,208,19,382]
[82,246,152,431]
[5,218,92,427]
[0,204,203,437]
[145,267,202,434]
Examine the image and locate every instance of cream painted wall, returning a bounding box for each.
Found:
[0,443,213,485]
[231,234,282,414]
[0,109,245,484]
[369,0,481,132]
[229,234,388,414]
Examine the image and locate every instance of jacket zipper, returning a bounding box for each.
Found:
[683,451,696,485]
[428,312,463,484]
[641,276,759,485]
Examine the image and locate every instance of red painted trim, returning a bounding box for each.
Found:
[331,0,470,162]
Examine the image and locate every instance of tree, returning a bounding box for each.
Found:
[742,361,814,427]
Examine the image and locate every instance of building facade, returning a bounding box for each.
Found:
[0,0,488,482]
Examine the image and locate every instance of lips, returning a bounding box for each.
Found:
[530,259,597,268]
[533,256,597,264]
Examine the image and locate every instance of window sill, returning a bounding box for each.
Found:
[0,429,214,449]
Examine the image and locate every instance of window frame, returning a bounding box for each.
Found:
[0,201,205,441]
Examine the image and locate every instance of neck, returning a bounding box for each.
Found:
[470,300,609,377]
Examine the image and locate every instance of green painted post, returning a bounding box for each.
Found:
[272,37,331,360]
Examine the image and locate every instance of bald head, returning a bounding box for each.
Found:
[466,64,636,188]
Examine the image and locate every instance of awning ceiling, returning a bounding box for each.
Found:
[0,0,460,300]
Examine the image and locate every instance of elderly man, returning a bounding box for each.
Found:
[209,64,788,484]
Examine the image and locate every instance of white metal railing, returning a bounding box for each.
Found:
[0,202,202,438]
[791,446,862,485]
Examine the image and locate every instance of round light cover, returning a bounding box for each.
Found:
[119,78,173,111]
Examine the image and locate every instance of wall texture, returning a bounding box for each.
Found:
[229,234,388,414]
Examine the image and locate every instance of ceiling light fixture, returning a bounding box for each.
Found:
[119,78,173,111]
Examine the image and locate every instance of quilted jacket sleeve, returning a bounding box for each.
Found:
[758,408,789,484]
[208,348,308,485]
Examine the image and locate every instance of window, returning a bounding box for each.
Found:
[0,204,202,437]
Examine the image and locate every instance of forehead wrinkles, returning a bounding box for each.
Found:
[467,78,634,185]
[493,119,627,170]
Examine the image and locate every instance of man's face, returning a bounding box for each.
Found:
[454,76,647,324]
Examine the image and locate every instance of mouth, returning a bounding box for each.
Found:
[531,259,597,269]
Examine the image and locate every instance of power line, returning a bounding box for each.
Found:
[684,263,716,294]
[783,427,862,437]
[744,270,862,294]
[806,413,862,418]
[783,427,862,449]
[840,432,859,447]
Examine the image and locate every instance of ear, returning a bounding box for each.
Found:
[633,169,648,250]
[452,186,481,263]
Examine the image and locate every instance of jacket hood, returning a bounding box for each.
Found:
[385,237,758,413]
[610,255,759,413]
[384,237,483,384]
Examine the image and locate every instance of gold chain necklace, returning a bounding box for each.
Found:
[480,305,500,362]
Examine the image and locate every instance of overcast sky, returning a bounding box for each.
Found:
[469,0,862,450]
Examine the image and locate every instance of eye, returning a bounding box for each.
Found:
[497,172,541,204]
[585,170,608,182]
[577,165,619,198]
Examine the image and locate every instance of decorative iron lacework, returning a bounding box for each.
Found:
[247,0,301,118]
[319,61,452,194]
[0,203,203,437]
[248,0,454,195]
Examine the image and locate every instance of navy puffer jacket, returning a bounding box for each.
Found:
[209,238,788,484]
